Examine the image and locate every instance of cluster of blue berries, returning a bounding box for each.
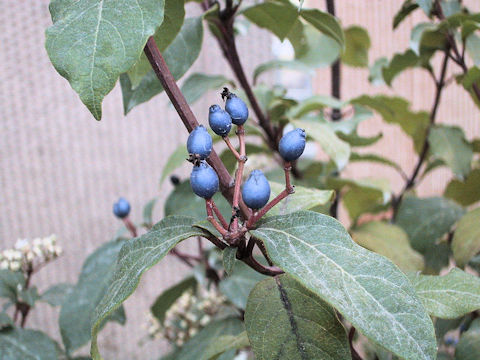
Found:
[187,88,306,213]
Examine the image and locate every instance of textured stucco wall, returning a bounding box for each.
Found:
[0,0,479,358]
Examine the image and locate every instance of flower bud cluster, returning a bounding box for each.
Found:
[0,235,62,272]
[146,287,226,347]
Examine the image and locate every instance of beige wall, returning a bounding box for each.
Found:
[0,1,479,359]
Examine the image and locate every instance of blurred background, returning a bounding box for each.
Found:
[1,0,479,358]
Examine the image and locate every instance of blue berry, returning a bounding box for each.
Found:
[113,197,131,218]
[225,94,249,125]
[190,161,219,199]
[187,125,212,160]
[242,170,271,209]
[279,128,306,162]
[209,105,232,137]
[444,337,458,346]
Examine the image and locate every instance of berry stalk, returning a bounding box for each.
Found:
[231,126,246,231]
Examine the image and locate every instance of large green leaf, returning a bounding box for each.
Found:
[409,268,480,319]
[180,73,234,105]
[90,216,206,359]
[245,274,351,360]
[342,26,371,67]
[251,211,436,360]
[121,17,203,113]
[59,239,126,354]
[445,169,480,206]
[428,125,473,179]
[219,261,266,309]
[243,0,298,41]
[396,196,465,253]
[300,9,345,48]
[293,119,351,170]
[352,222,424,272]
[45,0,165,120]
[127,0,185,87]
[202,331,249,359]
[175,317,244,360]
[455,318,480,359]
[150,276,197,324]
[267,181,334,216]
[393,1,420,29]
[452,208,480,268]
[0,328,58,359]
[352,95,429,153]
[382,49,431,86]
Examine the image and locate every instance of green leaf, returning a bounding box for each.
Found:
[0,328,58,359]
[292,119,351,170]
[253,60,314,83]
[338,131,383,147]
[300,9,345,48]
[203,331,249,360]
[369,57,389,85]
[245,274,351,360]
[181,73,234,105]
[18,287,40,307]
[0,270,25,303]
[452,208,480,268]
[410,22,446,56]
[175,317,244,360]
[396,196,465,253]
[350,153,404,173]
[466,34,480,66]
[352,222,424,272]
[222,247,237,276]
[457,66,480,109]
[382,50,428,86]
[267,181,334,216]
[45,0,165,120]
[160,144,187,184]
[59,239,126,354]
[428,125,473,179]
[142,198,158,227]
[91,215,205,359]
[445,169,480,206]
[251,211,436,360]
[0,312,14,330]
[219,261,266,310]
[416,0,433,16]
[127,0,185,87]
[423,242,451,275]
[353,95,429,153]
[41,283,73,307]
[243,0,299,41]
[164,180,231,221]
[455,318,480,359]
[121,17,203,113]
[342,26,371,67]
[150,276,197,324]
[288,95,346,118]
[393,1,420,29]
[409,268,480,319]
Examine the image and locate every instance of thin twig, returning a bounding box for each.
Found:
[231,126,246,232]
[392,49,450,218]
[349,327,363,360]
[206,199,228,236]
[123,217,137,237]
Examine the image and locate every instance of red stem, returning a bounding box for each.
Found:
[123,217,137,237]
[231,126,246,231]
[206,199,228,236]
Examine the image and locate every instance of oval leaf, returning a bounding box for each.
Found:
[300,9,344,48]
[90,215,206,359]
[0,328,58,359]
[251,211,436,360]
[245,274,351,360]
[452,208,480,267]
[409,268,480,319]
[46,0,165,120]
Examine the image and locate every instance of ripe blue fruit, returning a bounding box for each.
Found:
[209,105,232,136]
[225,94,249,125]
[187,125,212,160]
[113,197,131,218]
[242,170,271,209]
[190,161,219,199]
[278,128,306,162]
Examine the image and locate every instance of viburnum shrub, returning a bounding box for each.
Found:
[2,0,480,359]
